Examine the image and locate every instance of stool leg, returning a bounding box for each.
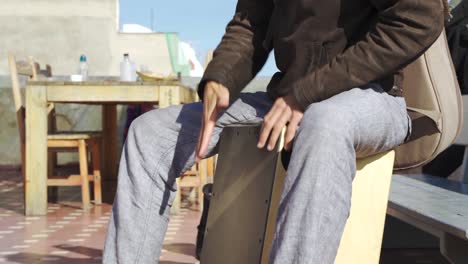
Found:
[47,108,58,203]
[47,151,58,203]
[91,139,102,205]
[171,178,182,214]
[78,139,91,210]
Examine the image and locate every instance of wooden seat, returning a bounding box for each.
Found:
[8,54,102,210]
[47,131,102,140]
[200,126,395,264]
[388,174,468,264]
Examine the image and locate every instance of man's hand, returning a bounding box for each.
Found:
[258,95,304,152]
[196,81,230,161]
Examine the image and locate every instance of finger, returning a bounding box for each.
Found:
[267,110,290,151]
[197,116,216,161]
[196,95,217,160]
[195,107,208,160]
[258,106,283,148]
[284,115,302,151]
[196,101,211,155]
[195,118,205,161]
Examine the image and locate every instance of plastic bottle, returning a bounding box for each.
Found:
[79,55,89,81]
[120,53,135,81]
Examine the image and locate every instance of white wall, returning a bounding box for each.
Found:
[0,0,173,76]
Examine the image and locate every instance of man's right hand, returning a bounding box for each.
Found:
[196,81,230,161]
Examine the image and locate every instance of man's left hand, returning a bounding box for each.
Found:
[258,94,304,152]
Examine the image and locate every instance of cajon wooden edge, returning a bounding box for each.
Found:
[202,126,395,264]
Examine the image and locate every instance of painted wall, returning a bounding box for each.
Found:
[0,0,174,77]
[0,0,269,166]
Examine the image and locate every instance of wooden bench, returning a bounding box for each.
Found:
[387,95,468,264]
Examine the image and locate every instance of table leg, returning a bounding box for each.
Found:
[25,85,48,216]
[102,104,118,202]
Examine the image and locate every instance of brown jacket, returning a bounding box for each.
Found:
[199,0,445,110]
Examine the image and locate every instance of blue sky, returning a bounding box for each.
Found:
[119,0,277,76]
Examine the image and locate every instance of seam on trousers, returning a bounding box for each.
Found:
[133,139,196,263]
[133,181,157,264]
[151,138,199,192]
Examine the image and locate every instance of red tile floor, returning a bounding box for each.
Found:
[0,168,449,264]
[0,169,201,264]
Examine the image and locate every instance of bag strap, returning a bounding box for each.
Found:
[407,107,442,131]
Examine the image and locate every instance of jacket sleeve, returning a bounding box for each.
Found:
[197,0,274,100]
[292,0,445,110]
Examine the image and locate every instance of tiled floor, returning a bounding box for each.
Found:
[0,168,450,264]
[0,169,201,264]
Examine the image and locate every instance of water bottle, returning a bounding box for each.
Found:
[120,53,135,81]
[79,55,89,81]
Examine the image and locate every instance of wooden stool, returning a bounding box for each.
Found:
[201,126,395,264]
[8,54,102,210]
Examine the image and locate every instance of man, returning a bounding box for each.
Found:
[103,0,444,263]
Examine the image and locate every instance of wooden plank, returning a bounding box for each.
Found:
[48,175,95,186]
[388,175,468,240]
[78,139,91,210]
[403,174,468,195]
[261,130,286,264]
[47,132,100,140]
[8,54,23,110]
[25,85,48,215]
[91,139,102,205]
[334,151,395,264]
[30,80,184,87]
[201,126,279,264]
[179,176,201,187]
[44,84,194,103]
[16,60,35,77]
[46,85,161,103]
[47,140,79,148]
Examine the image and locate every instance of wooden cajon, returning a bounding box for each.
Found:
[201,126,395,264]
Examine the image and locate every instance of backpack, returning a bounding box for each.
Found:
[394,29,463,170]
[446,0,468,94]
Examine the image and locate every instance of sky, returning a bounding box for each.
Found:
[119,0,277,76]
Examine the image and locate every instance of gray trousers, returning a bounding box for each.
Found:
[103,85,411,264]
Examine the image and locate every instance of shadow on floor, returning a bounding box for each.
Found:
[6,253,101,264]
[380,249,450,264]
[6,246,102,264]
[54,245,102,258]
[159,260,198,264]
[163,243,197,258]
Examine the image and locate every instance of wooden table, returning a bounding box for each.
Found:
[25,80,197,215]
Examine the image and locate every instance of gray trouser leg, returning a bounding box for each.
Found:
[103,85,410,264]
[268,85,410,264]
[103,93,272,263]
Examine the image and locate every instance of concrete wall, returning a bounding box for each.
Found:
[0,0,271,166]
[0,0,178,166]
[112,33,173,76]
[0,0,173,76]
